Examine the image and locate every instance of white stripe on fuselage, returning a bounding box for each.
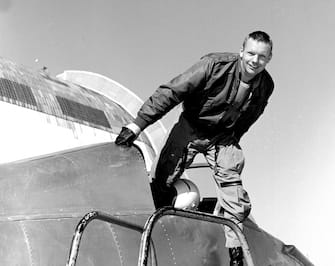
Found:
[0,101,115,164]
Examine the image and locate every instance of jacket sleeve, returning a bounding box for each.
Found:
[233,78,274,141]
[134,57,213,130]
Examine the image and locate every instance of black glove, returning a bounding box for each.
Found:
[115,127,137,146]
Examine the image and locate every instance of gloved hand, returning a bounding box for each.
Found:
[115,127,137,146]
[115,123,141,147]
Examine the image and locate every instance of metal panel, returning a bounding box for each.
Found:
[149,216,305,266]
[0,143,154,265]
[56,96,111,128]
[0,78,37,106]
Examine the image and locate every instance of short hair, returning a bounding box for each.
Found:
[243,31,273,54]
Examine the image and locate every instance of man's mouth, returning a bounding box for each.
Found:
[248,64,258,71]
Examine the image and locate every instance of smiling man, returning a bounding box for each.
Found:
[116,31,274,266]
[240,34,272,82]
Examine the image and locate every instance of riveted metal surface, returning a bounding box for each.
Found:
[0,143,154,265]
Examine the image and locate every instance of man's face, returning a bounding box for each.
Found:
[239,38,272,80]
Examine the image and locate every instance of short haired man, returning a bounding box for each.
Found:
[116,31,274,266]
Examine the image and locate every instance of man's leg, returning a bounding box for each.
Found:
[205,143,251,265]
[149,116,197,208]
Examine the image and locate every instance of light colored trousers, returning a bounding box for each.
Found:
[150,115,251,247]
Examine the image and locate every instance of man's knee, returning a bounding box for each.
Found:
[217,186,251,222]
[150,179,177,209]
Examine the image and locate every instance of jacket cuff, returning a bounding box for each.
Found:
[125,123,141,136]
[133,116,149,131]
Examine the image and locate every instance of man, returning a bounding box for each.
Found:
[116,31,274,266]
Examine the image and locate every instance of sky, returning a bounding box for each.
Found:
[1,0,335,265]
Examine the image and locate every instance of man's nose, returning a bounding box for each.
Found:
[251,55,259,63]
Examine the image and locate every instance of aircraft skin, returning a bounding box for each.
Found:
[0,57,314,265]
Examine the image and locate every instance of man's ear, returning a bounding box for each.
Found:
[239,47,244,58]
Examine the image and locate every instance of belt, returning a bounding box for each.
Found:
[220,180,242,187]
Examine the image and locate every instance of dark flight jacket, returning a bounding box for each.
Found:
[134,52,274,142]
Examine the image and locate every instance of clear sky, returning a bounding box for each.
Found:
[1,1,335,265]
